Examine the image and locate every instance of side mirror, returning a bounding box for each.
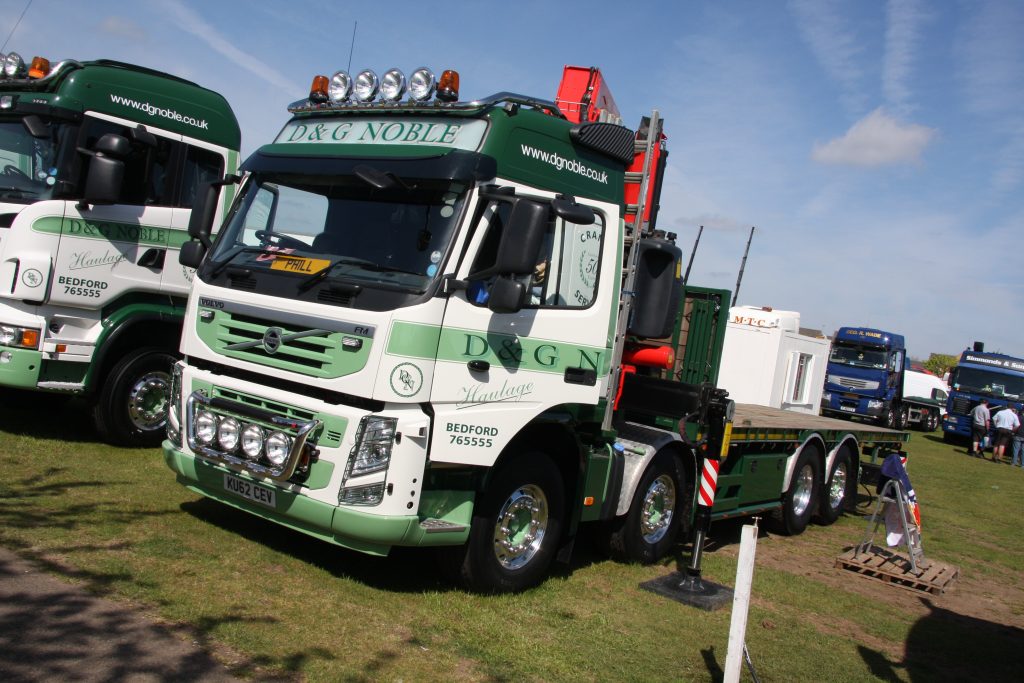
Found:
[551,194,595,225]
[187,181,220,248]
[470,198,548,279]
[179,240,207,268]
[487,276,529,314]
[81,133,129,205]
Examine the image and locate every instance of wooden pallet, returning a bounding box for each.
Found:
[835,545,960,595]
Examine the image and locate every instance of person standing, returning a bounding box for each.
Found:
[970,398,991,457]
[992,404,1020,463]
[1011,406,1024,468]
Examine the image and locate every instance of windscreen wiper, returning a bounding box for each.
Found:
[298,258,373,292]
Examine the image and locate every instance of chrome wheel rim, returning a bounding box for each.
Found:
[640,474,676,543]
[792,463,814,517]
[493,484,548,570]
[127,371,171,432]
[828,462,848,510]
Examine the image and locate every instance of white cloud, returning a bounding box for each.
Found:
[812,108,936,167]
[99,16,145,40]
[788,0,867,113]
[883,0,929,115]
[157,0,294,94]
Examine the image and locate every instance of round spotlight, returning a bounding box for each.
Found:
[217,417,241,452]
[408,68,436,101]
[353,69,379,102]
[195,411,218,445]
[4,52,25,78]
[265,431,292,466]
[329,70,352,103]
[380,68,406,102]
[241,424,265,460]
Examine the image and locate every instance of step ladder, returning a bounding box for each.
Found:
[855,478,926,574]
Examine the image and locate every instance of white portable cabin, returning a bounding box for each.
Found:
[717,306,830,415]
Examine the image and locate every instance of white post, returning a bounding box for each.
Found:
[724,522,759,683]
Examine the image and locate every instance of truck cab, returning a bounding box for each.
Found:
[821,327,907,429]
[943,346,1024,442]
[0,53,239,445]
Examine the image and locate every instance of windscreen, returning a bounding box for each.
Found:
[829,342,888,369]
[952,367,1024,400]
[207,171,468,295]
[0,118,64,202]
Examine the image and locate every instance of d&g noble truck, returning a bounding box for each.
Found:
[0,52,240,445]
[164,65,907,592]
[943,343,1024,443]
[821,327,942,431]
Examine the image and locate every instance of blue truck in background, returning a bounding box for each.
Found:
[821,327,909,429]
[942,343,1024,443]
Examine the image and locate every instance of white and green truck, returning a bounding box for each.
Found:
[165,65,907,592]
[0,53,240,445]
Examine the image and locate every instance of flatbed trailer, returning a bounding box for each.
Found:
[709,403,908,531]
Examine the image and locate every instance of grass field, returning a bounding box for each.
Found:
[1,392,1022,682]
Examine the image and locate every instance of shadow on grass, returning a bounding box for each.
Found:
[0,391,96,443]
[858,597,1024,682]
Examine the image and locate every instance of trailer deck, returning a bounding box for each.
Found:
[730,403,908,447]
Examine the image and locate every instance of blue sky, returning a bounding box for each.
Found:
[4,0,1022,359]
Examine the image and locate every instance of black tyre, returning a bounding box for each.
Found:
[93,347,177,448]
[878,404,897,429]
[926,412,940,432]
[816,448,855,525]
[606,451,685,564]
[448,452,564,593]
[771,447,821,535]
[896,404,909,430]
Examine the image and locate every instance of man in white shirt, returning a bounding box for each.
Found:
[992,405,1021,463]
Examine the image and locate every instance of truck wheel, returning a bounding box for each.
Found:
[879,405,897,429]
[606,451,685,564]
[94,347,177,448]
[815,449,855,525]
[771,448,821,535]
[449,452,564,593]
[896,405,910,430]
[926,412,940,432]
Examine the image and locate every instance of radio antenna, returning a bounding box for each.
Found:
[346,21,358,73]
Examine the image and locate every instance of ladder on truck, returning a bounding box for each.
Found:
[601,111,667,431]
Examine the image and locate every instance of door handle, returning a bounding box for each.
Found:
[138,248,166,270]
[564,367,596,386]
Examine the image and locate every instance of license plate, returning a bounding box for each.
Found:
[269,255,330,274]
[223,473,276,509]
[840,406,856,412]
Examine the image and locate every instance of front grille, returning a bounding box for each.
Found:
[210,311,342,375]
[951,397,972,415]
[837,377,868,389]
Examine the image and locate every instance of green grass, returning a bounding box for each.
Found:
[1,395,1022,681]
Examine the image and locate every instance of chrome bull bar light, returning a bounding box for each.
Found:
[185,391,320,481]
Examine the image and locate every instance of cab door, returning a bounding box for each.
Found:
[49,115,180,309]
[428,192,617,466]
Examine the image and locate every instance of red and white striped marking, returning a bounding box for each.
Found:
[698,458,720,508]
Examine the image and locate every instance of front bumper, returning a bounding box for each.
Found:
[163,442,469,554]
[0,346,42,388]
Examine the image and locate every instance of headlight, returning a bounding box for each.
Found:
[217,417,241,452]
[195,410,217,445]
[408,67,436,101]
[241,424,265,460]
[821,392,831,403]
[348,415,397,477]
[4,52,25,78]
[329,70,352,103]
[0,325,41,349]
[380,68,406,102]
[353,69,379,102]
[265,431,292,466]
